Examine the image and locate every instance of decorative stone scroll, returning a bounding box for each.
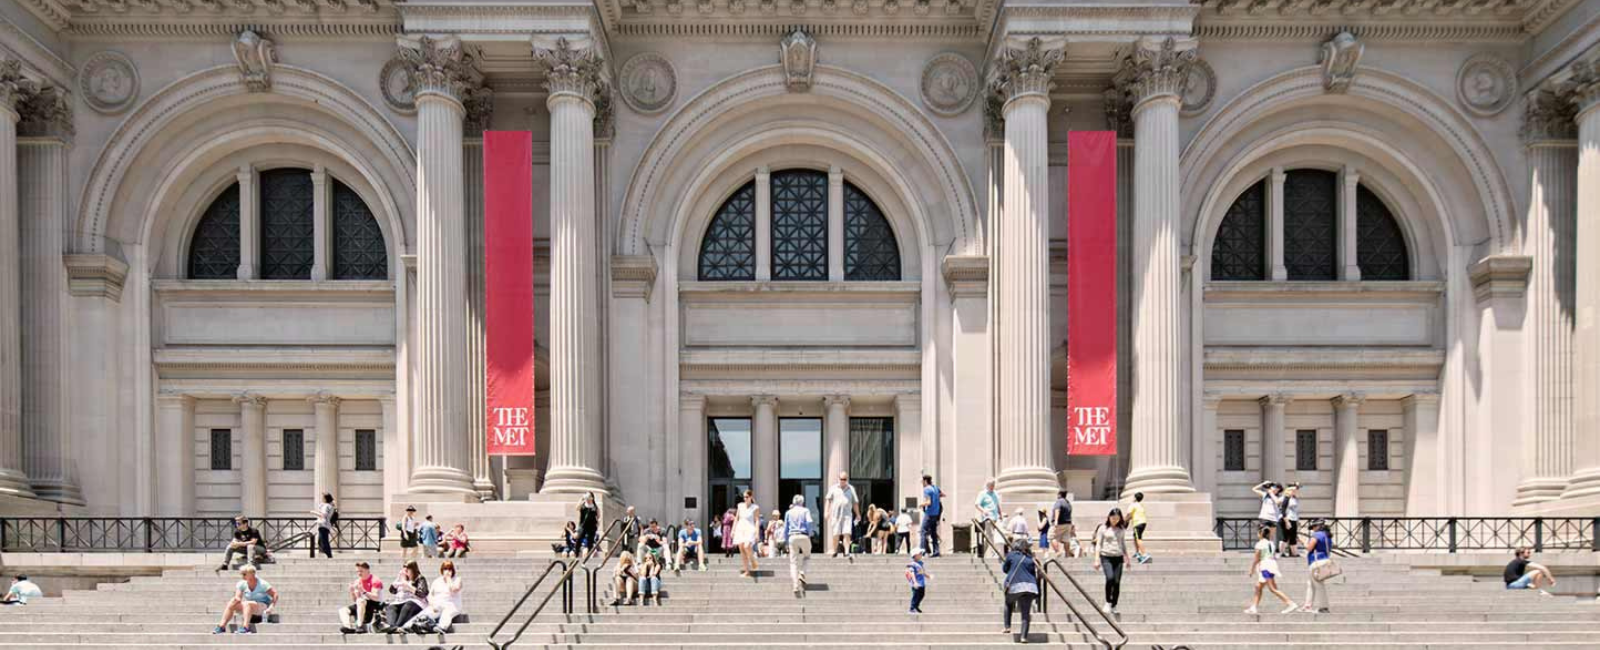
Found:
[79,51,139,114]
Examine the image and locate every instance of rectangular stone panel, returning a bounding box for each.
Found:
[680,282,919,348]
[1203,281,1443,347]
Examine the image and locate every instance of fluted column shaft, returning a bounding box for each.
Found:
[19,132,76,503]
[312,394,341,502]
[1565,84,1600,500]
[823,395,849,553]
[752,396,778,513]
[1519,132,1577,504]
[463,139,494,497]
[1123,38,1197,494]
[1332,394,1364,517]
[237,395,267,517]
[409,82,476,496]
[0,97,31,498]
[993,38,1062,500]
[540,70,606,494]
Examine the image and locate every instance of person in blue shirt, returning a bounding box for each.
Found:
[1002,539,1040,642]
[1,575,41,605]
[784,495,815,593]
[213,564,276,635]
[675,519,706,572]
[906,548,928,613]
[419,515,441,558]
[1299,519,1335,613]
[919,475,946,557]
[973,478,1002,558]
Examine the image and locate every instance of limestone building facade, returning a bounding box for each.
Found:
[1,0,1598,532]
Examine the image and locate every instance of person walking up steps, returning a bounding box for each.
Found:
[826,472,860,557]
[1245,525,1298,615]
[895,509,913,555]
[1128,492,1151,564]
[1091,508,1129,615]
[920,475,946,557]
[1002,540,1040,643]
[784,495,815,593]
[906,548,929,614]
[1049,490,1074,558]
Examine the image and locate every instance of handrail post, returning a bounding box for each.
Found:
[144,518,154,553]
[57,517,66,552]
[1534,518,1545,552]
[1592,518,1599,552]
[1447,518,1457,553]
[1360,518,1371,554]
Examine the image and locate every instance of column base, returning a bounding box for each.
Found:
[473,478,498,501]
[407,465,478,498]
[1513,478,1568,507]
[0,469,38,499]
[540,465,608,495]
[1559,468,1600,501]
[1122,464,1195,497]
[995,466,1062,505]
[29,479,85,506]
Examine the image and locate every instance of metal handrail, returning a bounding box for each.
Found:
[0,517,385,552]
[270,531,313,555]
[585,519,634,612]
[484,559,569,650]
[1213,516,1600,552]
[1042,557,1129,650]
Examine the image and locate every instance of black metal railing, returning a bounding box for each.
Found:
[586,519,633,612]
[1214,517,1600,552]
[0,517,385,552]
[972,518,1127,650]
[487,518,621,650]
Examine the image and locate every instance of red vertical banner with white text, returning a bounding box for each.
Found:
[484,131,538,456]
[1067,131,1118,455]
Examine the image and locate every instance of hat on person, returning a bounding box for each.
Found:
[405,505,416,512]
[911,548,925,559]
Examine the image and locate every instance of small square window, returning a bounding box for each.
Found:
[355,429,377,471]
[282,429,305,471]
[210,429,232,471]
[1223,430,1245,472]
[1295,429,1318,471]
[1368,429,1390,471]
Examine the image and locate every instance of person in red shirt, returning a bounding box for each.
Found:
[338,561,383,634]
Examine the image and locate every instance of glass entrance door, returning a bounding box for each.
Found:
[849,417,896,537]
[708,418,753,536]
[778,418,824,545]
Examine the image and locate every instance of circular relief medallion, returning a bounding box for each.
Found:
[379,57,417,114]
[79,51,139,114]
[619,53,677,115]
[920,53,978,117]
[1456,54,1516,117]
[1180,58,1216,116]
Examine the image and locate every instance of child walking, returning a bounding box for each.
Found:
[906,548,928,613]
[1128,492,1151,564]
[1246,525,1298,615]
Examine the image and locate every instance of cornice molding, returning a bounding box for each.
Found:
[1194,22,1524,42]
[0,16,74,87]
[18,0,401,39]
[1468,254,1532,302]
[610,22,979,38]
[1194,0,1529,20]
[1204,346,1447,372]
[63,21,401,39]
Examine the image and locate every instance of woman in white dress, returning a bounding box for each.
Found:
[734,490,761,577]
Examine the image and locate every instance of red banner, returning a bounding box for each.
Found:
[1067,131,1118,456]
[484,131,537,456]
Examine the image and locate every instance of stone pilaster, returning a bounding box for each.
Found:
[1332,393,1364,517]
[310,393,341,502]
[679,394,707,523]
[1121,37,1198,495]
[1518,87,1578,505]
[400,36,478,497]
[752,395,778,513]
[990,36,1063,501]
[1338,166,1361,281]
[1564,61,1600,500]
[535,37,609,494]
[235,393,268,517]
[155,395,195,516]
[0,61,33,498]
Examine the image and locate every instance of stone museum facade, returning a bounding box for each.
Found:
[0,0,1598,535]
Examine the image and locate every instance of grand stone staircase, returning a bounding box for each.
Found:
[2,548,1599,648]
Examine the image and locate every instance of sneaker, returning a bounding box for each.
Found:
[1281,603,1299,614]
[1317,608,1331,614]
[439,625,455,634]
[340,626,357,635]
[1020,638,1030,644]
[1101,603,1112,614]
[1540,590,1554,598]
[1243,606,1258,614]
[698,565,707,572]
[212,626,226,635]
[235,627,255,635]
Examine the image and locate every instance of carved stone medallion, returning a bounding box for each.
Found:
[920,53,978,117]
[619,53,677,114]
[1180,57,1216,116]
[379,57,417,114]
[79,51,139,114]
[1456,53,1516,117]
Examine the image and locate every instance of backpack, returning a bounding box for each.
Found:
[330,507,341,527]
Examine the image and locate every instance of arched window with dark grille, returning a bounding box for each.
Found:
[1355,185,1410,281]
[259,168,315,279]
[843,182,900,281]
[1283,169,1338,281]
[332,180,389,280]
[188,184,241,279]
[698,182,757,281]
[1210,180,1266,281]
[770,169,829,281]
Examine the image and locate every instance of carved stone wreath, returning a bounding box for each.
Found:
[1181,57,1216,116]
[79,51,139,114]
[619,53,677,114]
[379,57,417,114]
[1456,53,1516,117]
[920,53,978,117]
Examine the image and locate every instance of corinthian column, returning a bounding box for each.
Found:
[1121,37,1198,495]
[1518,88,1578,505]
[990,37,1064,502]
[1564,63,1600,500]
[535,38,608,494]
[0,61,34,498]
[399,36,477,497]
[236,393,267,517]
[310,393,341,502]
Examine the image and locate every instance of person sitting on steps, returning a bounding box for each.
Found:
[404,560,465,634]
[1504,547,1557,595]
[610,551,640,606]
[676,519,707,572]
[379,560,428,634]
[212,564,276,635]
[338,561,383,634]
[216,516,267,572]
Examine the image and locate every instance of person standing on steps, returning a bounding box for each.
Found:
[1036,508,1051,557]
[734,489,762,577]
[895,508,913,555]
[785,494,815,593]
[1279,484,1302,558]
[396,507,421,563]
[620,506,642,557]
[974,478,1003,558]
[1245,525,1298,615]
[1049,491,1074,559]
[577,492,600,557]
[920,475,946,557]
[1128,492,1151,564]
[1001,539,1040,643]
[419,515,440,559]
[907,547,929,614]
[1252,481,1283,550]
[720,508,736,558]
[1006,507,1030,545]
[825,472,861,558]
[311,492,336,559]
[1091,508,1129,616]
[1299,519,1334,614]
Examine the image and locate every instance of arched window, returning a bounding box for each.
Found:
[1355,186,1409,281]
[1282,169,1338,281]
[188,184,241,279]
[259,168,315,280]
[1210,180,1266,281]
[332,180,388,279]
[843,182,901,281]
[698,182,758,281]
[770,170,829,281]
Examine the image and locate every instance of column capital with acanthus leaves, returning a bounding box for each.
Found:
[0,58,74,139]
[396,35,484,107]
[1114,36,1198,110]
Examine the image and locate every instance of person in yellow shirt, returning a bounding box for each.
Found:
[1128,492,1151,564]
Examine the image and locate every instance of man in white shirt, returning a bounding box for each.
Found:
[1,575,41,605]
[973,478,1003,557]
[825,472,860,558]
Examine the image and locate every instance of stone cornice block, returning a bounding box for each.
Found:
[1468,254,1532,303]
[63,252,128,301]
[610,254,658,300]
[941,254,988,298]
